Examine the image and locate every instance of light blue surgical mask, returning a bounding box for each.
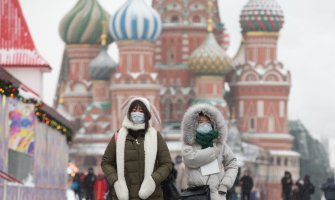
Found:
[196,122,213,134]
[130,112,145,124]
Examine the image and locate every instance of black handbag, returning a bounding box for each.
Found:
[180,176,211,200]
[162,167,181,200]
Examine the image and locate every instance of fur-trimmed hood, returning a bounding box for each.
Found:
[182,104,227,145]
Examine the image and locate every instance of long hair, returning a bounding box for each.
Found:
[127,100,151,132]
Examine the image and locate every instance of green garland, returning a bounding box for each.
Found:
[0,80,72,142]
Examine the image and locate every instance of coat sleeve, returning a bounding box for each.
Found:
[182,144,218,168]
[151,133,173,184]
[101,136,118,186]
[219,144,238,192]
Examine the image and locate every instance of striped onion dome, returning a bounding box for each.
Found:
[189,33,233,76]
[240,0,284,33]
[89,47,117,80]
[59,0,113,44]
[109,0,162,41]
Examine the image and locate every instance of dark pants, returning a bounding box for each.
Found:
[227,191,238,200]
[74,190,82,200]
[242,192,251,200]
[283,192,290,200]
[86,190,94,200]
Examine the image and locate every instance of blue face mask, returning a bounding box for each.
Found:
[130,112,145,124]
[196,122,213,134]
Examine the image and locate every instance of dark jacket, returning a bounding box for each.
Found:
[321,177,335,200]
[291,184,301,200]
[281,176,293,194]
[299,181,314,200]
[240,175,253,193]
[84,172,97,190]
[101,129,172,200]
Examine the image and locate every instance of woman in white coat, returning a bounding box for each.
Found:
[182,104,238,200]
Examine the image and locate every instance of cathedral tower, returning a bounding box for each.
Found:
[109,0,162,129]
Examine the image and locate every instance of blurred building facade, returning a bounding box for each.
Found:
[54,0,308,199]
[0,0,75,199]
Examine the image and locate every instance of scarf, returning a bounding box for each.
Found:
[195,130,219,149]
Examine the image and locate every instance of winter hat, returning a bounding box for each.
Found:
[121,96,161,125]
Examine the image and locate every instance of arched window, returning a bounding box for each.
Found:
[249,118,256,132]
[277,157,281,166]
[284,158,288,166]
[167,48,176,64]
[192,15,201,23]
[171,15,179,23]
[175,99,183,118]
[164,99,173,120]
[246,74,257,81]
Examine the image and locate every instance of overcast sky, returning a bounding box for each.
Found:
[19,0,335,168]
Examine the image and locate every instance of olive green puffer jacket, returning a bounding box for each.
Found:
[101,129,172,200]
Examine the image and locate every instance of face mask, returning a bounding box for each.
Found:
[196,122,212,134]
[130,112,145,124]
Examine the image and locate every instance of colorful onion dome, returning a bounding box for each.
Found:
[59,0,113,44]
[189,33,233,76]
[240,0,284,33]
[109,0,162,41]
[89,47,117,80]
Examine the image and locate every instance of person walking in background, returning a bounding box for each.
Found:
[72,173,83,200]
[281,171,293,200]
[101,96,172,200]
[174,155,187,191]
[181,104,238,200]
[321,176,335,200]
[84,167,97,200]
[298,175,315,200]
[240,170,253,200]
[291,181,301,200]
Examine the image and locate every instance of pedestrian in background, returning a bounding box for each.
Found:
[321,176,335,200]
[84,167,97,200]
[281,171,293,200]
[298,175,315,200]
[240,170,253,200]
[291,181,301,200]
[72,173,83,200]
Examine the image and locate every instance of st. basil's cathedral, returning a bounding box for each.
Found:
[55,0,299,199]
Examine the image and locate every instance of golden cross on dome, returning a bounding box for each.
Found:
[207,0,213,32]
[100,20,108,46]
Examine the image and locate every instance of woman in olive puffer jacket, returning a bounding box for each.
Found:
[101,96,172,200]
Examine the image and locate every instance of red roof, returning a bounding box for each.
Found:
[0,0,50,70]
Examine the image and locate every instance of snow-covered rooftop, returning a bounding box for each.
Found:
[242,133,294,140]
[269,150,300,157]
[70,143,108,155]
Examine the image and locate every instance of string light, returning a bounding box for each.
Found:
[0,79,72,142]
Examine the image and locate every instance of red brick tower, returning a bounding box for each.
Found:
[152,0,229,123]
[230,0,299,199]
[56,0,113,120]
[109,0,162,130]
[188,1,233,118]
